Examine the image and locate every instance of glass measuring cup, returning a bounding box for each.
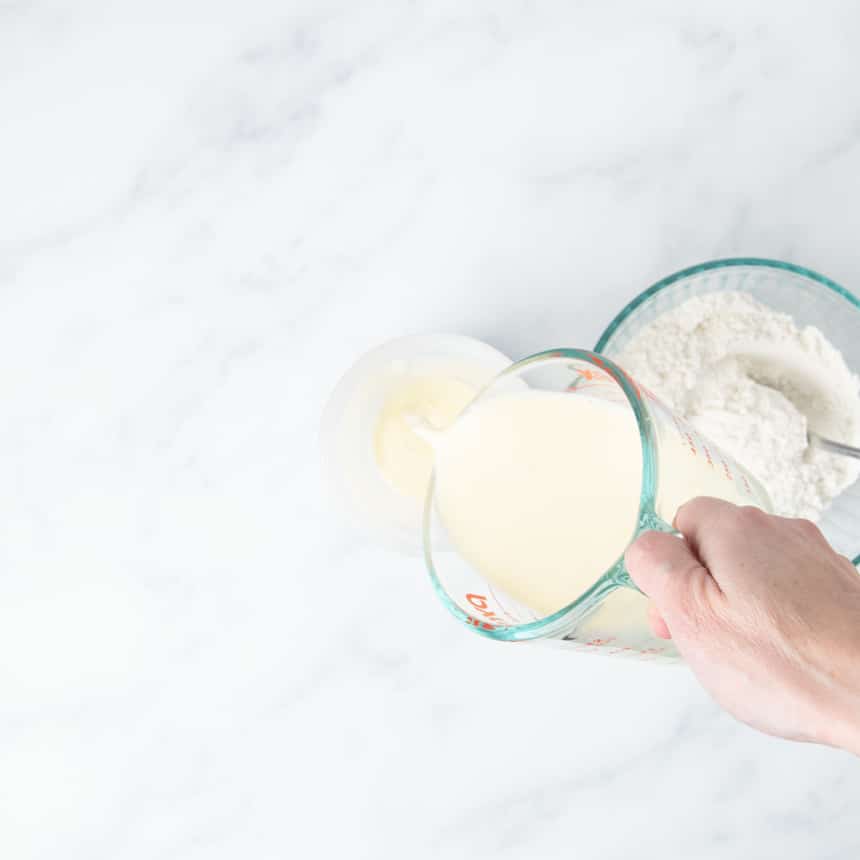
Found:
[423,349,773,662]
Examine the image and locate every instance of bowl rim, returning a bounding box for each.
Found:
[593,256,860,568]
[595,257,860,354]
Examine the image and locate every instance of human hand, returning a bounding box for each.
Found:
[625,497,860,754]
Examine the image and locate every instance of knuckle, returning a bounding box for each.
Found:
[675,495,732,531]
[792,517,823,541]
[675,497,708,527]
[738,504,768,523]
[730,505,771,533]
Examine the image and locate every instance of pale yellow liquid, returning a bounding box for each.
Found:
[373,375,477,501]
[433,390,759,617]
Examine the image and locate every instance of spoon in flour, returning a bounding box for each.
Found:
[728,348,860,462]
[808,431,860,461]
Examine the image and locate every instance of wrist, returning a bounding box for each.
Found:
[812,681,860,756]
[828,710,860,757]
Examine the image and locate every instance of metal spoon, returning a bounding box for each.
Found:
[808,431,860,461]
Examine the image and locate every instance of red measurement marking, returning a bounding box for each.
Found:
[464,593,504,630]
[465,615,495,630]
[588,353,642,399]
[585,636,616,647]
[672,415,697,457]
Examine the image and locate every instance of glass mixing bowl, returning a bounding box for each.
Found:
[595,257,860,565]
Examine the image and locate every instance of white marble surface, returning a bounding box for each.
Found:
[3,1,860,857]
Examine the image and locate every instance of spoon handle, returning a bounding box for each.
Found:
[809,431,860,461]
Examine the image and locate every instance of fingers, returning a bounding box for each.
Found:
[625,529,719,615]
[673,497,776,593]
[648,603,672,640]
[673,496,740,557]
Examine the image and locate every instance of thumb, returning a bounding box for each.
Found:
[625,530,719,616]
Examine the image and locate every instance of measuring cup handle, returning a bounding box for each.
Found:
[615,511,680,592]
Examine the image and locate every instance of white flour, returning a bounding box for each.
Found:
[616,292,860,520]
